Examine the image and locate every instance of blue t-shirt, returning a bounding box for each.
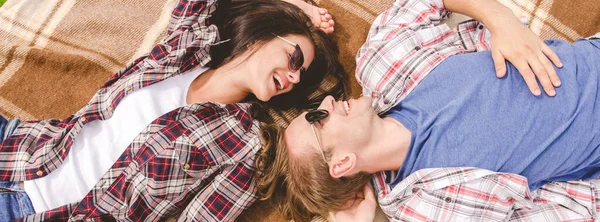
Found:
[386,39,600,190]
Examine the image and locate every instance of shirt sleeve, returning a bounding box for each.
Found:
[355,0,452,113]
[376,168,598,221]
[149,0,219,65]
[176,162,258,221]
[168,0,218,36]
[105,0,219,86]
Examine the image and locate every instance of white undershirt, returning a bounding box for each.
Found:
[24,67,207,213]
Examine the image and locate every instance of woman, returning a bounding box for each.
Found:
[0,0,346,221]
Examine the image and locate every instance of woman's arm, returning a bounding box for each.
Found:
[167,0,217,36]
[177,162,258,221]
[444,0,563,97]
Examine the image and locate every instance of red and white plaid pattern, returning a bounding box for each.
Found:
[0,0,261,221]
[356,0,492,114]
[374,168,599,221]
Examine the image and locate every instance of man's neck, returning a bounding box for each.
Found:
[358,116,412,174]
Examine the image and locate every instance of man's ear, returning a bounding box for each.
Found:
[329,153,357,179]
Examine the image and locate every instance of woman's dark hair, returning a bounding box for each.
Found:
[211,1,349,220]
[209,0,347,112]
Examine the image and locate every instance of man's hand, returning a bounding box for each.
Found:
[489,16,563,96]
[444,0,563,96]
[332,184,377,222]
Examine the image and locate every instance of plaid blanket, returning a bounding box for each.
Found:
[0,0,598,221]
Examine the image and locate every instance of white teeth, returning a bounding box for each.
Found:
[273,75,284,90]
[343,101,350,115]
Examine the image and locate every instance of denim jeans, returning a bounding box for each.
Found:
[0,114,19,142]
[0,115,33,221]
[0,181,35,221]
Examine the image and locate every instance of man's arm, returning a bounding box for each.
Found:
[356,0,455,114]
[444,0,563,97]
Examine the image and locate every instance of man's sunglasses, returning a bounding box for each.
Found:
[305,109,329,163]
[275,35,306,74]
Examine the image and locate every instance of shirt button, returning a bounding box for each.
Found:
[478,25,484,30]
[445,197,452,203]
[62,148,67,154]
[80,116,86,122]
[125,87,131,92]
[36,170,43,176]
[184,164,190,170]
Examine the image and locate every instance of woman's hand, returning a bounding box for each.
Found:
[488,15,563,96]
[283,0,335,34]
[332,184,377,222]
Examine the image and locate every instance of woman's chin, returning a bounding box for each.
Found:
[255,93,273,102]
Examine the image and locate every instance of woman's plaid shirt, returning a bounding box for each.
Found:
[361,0,600,221]
[0,0,261,221]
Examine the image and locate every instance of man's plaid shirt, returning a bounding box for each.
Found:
[359,0,600,221]
[0,0,261,221]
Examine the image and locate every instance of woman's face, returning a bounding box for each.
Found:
[242,34,315,102]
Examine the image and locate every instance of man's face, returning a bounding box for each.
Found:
[284,96,377,159]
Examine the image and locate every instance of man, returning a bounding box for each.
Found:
[274,0,600,221]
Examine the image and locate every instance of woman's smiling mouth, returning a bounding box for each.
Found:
[273,72,287,90]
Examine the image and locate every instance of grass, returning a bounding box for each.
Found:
[0,0,5,7]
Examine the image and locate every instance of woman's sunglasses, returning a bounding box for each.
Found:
[275,35,306,74]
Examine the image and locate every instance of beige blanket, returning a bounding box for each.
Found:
[0,0,598,221]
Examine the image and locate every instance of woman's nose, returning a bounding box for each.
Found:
[287,70,301,84]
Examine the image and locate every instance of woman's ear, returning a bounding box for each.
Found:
[329,153,357,178]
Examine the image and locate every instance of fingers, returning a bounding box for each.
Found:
[319,10,335,34]
[356,184,377,217]
[320,16,334,27]
[527,57,556,96]
[492,50,507,78]
[513,60,542,96]
[363,183,376,202]
[319,8,327,15]
[319,23,334,34]
[540,44,562,87]
[541,43,563,69]
[537,52,561,88]
[319,8,332,23]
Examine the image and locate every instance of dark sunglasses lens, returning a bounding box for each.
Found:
[289,44,304,72]
[305,109,328,124]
